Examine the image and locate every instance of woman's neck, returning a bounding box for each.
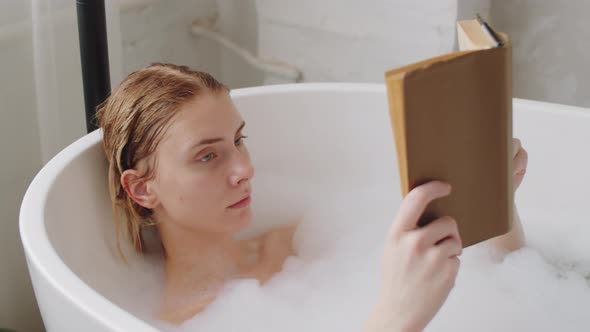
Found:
[157,222,243,282]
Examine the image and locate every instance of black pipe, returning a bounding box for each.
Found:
[76,0,111,133]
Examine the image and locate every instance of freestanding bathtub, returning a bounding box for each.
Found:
[19,84,590,331]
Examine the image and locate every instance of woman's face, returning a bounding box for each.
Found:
[149,92,254,234]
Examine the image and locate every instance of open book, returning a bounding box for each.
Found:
[384,16,513,248]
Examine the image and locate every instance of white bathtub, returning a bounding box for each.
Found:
[19,83,590,331]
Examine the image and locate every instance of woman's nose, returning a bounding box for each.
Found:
[229,152,254,187]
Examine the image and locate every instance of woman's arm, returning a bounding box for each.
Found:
[364,181,462,332]
[486,138,528,252]
[487,204,525,251]
[364,139,528,331]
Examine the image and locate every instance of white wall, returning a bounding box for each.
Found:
[120,0,221,77]
[217,0,265,87]
[256,0,460,82]
[119,0,266,88]
[254,0,589,107]
[255,0,496,83]
[490,1,590,107]
[0,2,45,330]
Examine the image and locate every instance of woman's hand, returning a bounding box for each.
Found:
[512,138,528,192]
[487,138,529,252]
[365,181,461,332]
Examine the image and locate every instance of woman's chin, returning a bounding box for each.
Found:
[225,208,252,232]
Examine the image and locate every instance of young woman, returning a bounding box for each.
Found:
[97,63,528,330]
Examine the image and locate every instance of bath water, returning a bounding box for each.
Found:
[120,175,590,332]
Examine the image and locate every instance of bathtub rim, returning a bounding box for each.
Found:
[19,129,160,331]
[19,82,590,330]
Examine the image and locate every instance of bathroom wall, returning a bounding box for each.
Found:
[0,2,44,330]
[216,0,266,87]
[490,1,590,108]
[255,0,461,82]
[255,0,589,108]
[120,0,265,88]
[120,0,221,78]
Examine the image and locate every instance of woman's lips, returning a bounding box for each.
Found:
[228,195,251,209]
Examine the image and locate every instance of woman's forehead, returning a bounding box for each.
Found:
[162,94,243,145]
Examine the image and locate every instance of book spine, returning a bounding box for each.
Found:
[503,43,514,229]
[385,73,410,197]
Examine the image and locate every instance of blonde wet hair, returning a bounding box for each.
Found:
[96,63,228,256]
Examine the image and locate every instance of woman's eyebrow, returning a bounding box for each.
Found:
[191,121,246,148]
[236,121,246,134]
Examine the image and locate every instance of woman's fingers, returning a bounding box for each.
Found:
[391,181,452,234]
[431,235,463,259]
[423,216,462,248]
[512,138,522,159]
[405,216,463,255]
[514,148,528,175]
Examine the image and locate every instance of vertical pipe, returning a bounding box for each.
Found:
[76,0,111,133]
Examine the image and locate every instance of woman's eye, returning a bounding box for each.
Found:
[235,135,248,146]
[199,152,216,162]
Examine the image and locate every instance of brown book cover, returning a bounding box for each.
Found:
[384,17,513,247]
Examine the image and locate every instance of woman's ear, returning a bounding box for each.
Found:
[121,169,159,209]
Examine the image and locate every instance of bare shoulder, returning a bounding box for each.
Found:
[247,223,298,246]
[259,223,299,268]
[266,223,299,248]
[273,223,298,238]
[236,223,299,283]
